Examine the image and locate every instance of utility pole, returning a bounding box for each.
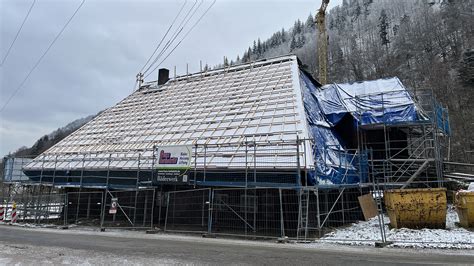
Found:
[316,0,330,85]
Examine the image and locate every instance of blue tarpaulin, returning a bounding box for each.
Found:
[300,73,424,185]
[300,72,361,185]
[316,77,421,126]
[435,102,450,135]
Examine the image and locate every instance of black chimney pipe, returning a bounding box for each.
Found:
[158,68,170,86]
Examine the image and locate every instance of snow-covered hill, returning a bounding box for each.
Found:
[232,0,473,162]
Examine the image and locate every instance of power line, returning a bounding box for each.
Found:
[144,0,204,71]
[143,0,201,75]
[0,0,85,113]
[138,0,188,74]
[145,0,210,78]
[0,0,36,67]
[145,0,216,79]
[143,0,200,75]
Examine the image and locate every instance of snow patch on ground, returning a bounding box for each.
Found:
[468,182,474,191]
[0,221,59,228]
[319,205,474,249]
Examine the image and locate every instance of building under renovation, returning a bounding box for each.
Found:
[1,55,451,238]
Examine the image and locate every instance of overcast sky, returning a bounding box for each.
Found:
[0,0,341,156]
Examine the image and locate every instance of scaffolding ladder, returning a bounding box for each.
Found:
[297,189,310,240]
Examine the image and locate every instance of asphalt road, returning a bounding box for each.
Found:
[1,225,473,265]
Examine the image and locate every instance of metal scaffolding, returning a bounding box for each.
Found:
[0,91,451,237]
[0,55,453,240]
[353,88,450,189]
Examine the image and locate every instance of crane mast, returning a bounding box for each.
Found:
[316,0,329,85]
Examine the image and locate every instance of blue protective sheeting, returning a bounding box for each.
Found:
[435,103,451,135]
[316,77,422,126]
[310,126,361,184]
[300,73,331,127]
[300,72,364,185]
[300,73,422,185]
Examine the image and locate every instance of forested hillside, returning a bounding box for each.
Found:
[5,115,96,157]
[0,114,95,176]
[231,0,473,162]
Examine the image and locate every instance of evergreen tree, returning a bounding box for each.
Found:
[281,28,286,43]
[379,9,390,47]
[459,49,474,86]
[242,51,248,62]
[297,35,305,49]
[257,38,262,56]
[290,35,296,51]
[293,19,303,36]
[363,0,373,16]
[305,14,315,30]
[393,24,399,36]
[352,1,361,21]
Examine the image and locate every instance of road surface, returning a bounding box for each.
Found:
[0,225,473,265]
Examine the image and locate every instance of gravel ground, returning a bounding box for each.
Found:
[0,243,184,265]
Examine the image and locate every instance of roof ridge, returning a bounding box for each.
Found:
[144,54,298,86]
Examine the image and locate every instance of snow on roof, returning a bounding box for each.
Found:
[25,55,313,171]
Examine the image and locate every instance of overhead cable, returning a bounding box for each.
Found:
[0,0,86,113]
[143,0,202,75]
[138,0,188,74]
[0,0,37,66]
[145,0,216,79]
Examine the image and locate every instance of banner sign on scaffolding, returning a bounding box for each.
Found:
[154,145,192,184]
[109,198,118,214]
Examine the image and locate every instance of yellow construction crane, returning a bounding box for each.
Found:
[316,0,330,85]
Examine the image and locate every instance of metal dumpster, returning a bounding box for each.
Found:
[455,191,474,228]
[384,188,447,229]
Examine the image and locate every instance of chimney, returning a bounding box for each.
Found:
[158,68,170,86]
